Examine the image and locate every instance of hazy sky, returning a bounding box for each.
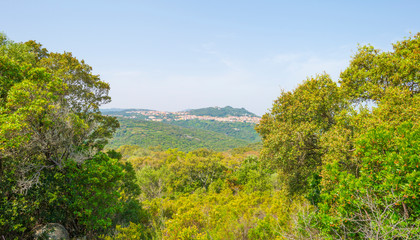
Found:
[1,0,419,115]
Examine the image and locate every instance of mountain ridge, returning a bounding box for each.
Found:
[103,106,261,151]
[101,106,259,118]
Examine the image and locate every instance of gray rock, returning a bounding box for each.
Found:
[34,223,69,240]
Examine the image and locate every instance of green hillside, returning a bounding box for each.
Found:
[107,118,252,152]
[187,106,258,117]
[168,119,260,142]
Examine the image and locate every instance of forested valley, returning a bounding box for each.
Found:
[1,32,420,239]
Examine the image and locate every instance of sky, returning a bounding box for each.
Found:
[1,0,420,116]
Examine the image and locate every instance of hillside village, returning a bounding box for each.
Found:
[110,109,261,124]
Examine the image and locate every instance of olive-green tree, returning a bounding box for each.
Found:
[316,34,420,238]
[0,34,118,192]
[0,34,139,238]
[256,74,346,193]
[340,33,420,103]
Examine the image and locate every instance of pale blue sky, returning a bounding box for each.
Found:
[1,0,419,115]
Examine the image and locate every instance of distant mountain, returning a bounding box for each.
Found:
[106,118,252,152]
[187,106,258,117]
[103,107,261,151]
[100,106,260,123]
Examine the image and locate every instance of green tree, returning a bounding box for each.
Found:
[0,33,35,63]
[0,35,118,192]
[168,150,226,193]
[0,34,133,238]
[229,155,273,193]
[340,33,420,103]
[26,40,119,149]
[256,74,345,194]
[0,56,70,192]
[317,121,420,239]
[314,34,420,238]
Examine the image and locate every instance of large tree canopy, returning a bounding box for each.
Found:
[0,34,143,238]
[256,74,346,193]
[257,33,420,238]
[0,34,119,192]
[340,33,420,103]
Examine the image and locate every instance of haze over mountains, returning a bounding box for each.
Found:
[102,106,262,151]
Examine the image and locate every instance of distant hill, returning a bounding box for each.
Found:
[100,106,260,123]
[106,118,253,152]
[187,106,258,117]
[168,119,260,143]
[103,106,261,151]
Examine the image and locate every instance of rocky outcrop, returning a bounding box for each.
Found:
[34,223,69,240]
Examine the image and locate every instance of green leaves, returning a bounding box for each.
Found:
[0,33,128,238]
[314,35,420,238]
[255,33,420,238]
[318,122,420,238]
[256,74,345,193]
[340,33,420,103]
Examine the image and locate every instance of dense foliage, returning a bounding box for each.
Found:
[109,145,314,239]
[256,33,420,239]
[166,119,260,142]
[256,74,346,194]
[0,34,145,239]
[2,32,420,239]
[107,118,254,152]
